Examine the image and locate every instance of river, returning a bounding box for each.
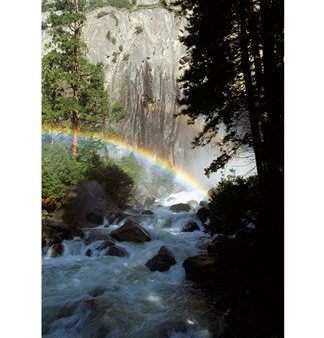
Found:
[42,191,219,338]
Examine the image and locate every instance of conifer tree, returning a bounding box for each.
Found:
[42,0,109,155]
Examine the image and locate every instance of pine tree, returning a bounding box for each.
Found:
[42,0,109,155]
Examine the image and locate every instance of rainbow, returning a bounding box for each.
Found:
[42,124,208,196]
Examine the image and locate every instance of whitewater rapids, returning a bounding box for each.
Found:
[42,191,217,338]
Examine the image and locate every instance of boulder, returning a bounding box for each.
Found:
[110,220,151,242]
[107,211,127,225]
[84,231,115,245]
[187,200,199,209]
[146,246,176,272]
[85,249,92,257]
[142,210,154,215]
[42,223,84,247]
[197,207,211,224]
[199,200,209,208]
[170,203,191,213]
[183,254,219,283]
[49,243,64,257]
[95,239,115,251]
[62,180,120,228]
[106,245,129,257]
[182,221,200,232]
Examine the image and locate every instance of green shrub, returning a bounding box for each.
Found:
[118,45,123,52]
[42,140,135,210]
[134,26,143,34]
[86,0,133,11]
[111,37,117,44]
[206,175,260,235]
[106,31,111,40]
[122,53,130,61]
[42,142,87,210]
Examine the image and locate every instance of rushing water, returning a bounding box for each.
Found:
[42,191,218,338]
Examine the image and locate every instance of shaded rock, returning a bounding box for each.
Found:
[88,287,106,297]
[197,207,211,224]
[170,203,191,213]
[146,246,176,272]
[142,210,154,215]
[49,243,64,257]
[84,231,115,245]
[183,254,219,283]
[182,221,200,232]
[199,200,209,208]
[95,239,115,251]
[42,223,84,247]
[86,212,104,225]
[62,180,120,228]
[110,220,151,242]
[107,211,127,225]
[85,249,92,257]
[106,245,129,257]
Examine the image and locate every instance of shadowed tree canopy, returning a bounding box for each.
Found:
[174,0,283,181]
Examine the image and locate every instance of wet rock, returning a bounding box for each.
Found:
[107,211,127,225]
[84,231,115,245]
[146,246,176,272]
[42,223,84,247]
[187,200,199,209]
[110,220,151,242]
[88,286,106,297]
[95,239,115,251]
[170,203,191,213]
[49,243,64,257]
[142,210,154,215]
[167,196,176,202]
[85,249,92,257]
[197,207,211,224]
[183,254,219,283]
[106,245,129,257]
[182,221,200,232]
[199,200,209,208]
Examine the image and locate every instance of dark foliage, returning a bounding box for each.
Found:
[207,175,260,235]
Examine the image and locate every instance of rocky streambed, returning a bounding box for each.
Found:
[42,191,221,338]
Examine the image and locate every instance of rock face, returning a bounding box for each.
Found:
[62,180,120,228]
[182,221,200,232]
[146,246,176,272]
[170,203,191,213]
[82,5,188,165]
[110,220,151,242]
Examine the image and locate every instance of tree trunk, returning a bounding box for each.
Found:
[238,0,266,180]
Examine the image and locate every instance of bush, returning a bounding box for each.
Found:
[206,175,260,235]
[42,142,87,210]
[42,140,135,210]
